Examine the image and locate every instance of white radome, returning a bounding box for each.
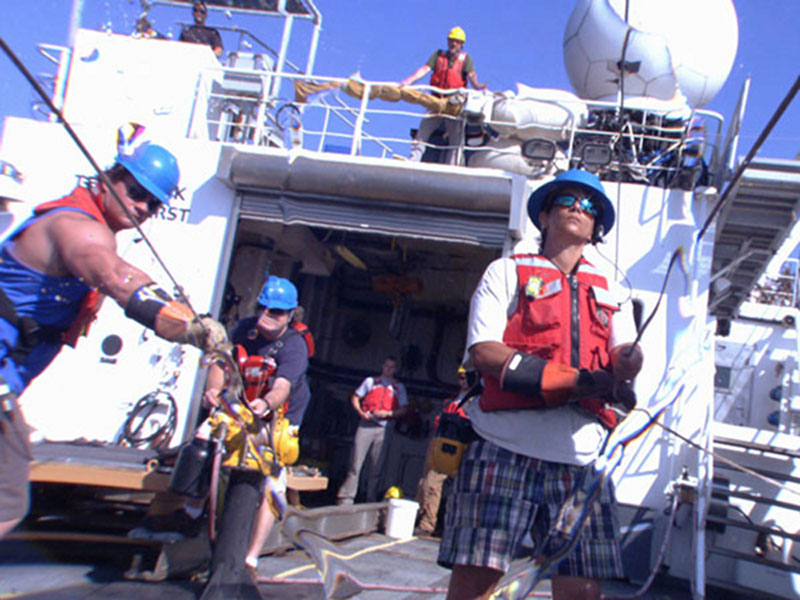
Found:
[563,0,738,107]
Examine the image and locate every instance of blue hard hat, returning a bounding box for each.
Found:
[258,276,298,310]
[527,169,615,235]
[117,142,181,206]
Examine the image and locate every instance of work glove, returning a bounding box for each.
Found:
[611,381,637,411]
[573,368,615,398]
[175,316,231,353]
[499,353,618,408]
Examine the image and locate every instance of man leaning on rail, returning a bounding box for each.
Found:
[438,169,644,600]
[0,141,226,539]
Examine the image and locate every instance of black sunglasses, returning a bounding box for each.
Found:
[124,178,162,213]
[260,306,290,317]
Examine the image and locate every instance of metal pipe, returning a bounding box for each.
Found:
[68,0,84,48]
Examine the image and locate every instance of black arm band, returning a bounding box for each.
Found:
[499,352,546,396]
[124,283,173,329]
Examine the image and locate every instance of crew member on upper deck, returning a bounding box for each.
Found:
[399,26,487,165]
[179,1,223,58]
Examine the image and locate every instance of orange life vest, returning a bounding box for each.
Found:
[361,380,400,413]
[479,254,620,429]
[430,50,468,89]
[291,321,315,358]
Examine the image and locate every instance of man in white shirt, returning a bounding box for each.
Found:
[438,170,643,600]
[337,356,408,505]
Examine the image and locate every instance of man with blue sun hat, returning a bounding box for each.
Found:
[438,169,644,600]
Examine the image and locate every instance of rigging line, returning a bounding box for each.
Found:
[0,36,199,319]
[628,247,687,351]
[697,74,800,242]
[633,405,800,501]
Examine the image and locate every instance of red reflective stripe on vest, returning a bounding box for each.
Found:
[479,254,619,428]
[361,382,399,413]
[430,51,467,89]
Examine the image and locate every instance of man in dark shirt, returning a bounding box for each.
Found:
[179,1,223,58]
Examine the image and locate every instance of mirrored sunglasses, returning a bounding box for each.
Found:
[551,194,598,217]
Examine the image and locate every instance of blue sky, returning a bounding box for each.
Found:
[0,0,798,160]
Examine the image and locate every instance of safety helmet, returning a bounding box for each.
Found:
[257,276,298,310]
[457,365,466,375]
[384,486,403,500]
[448,26,466,42]
[527,169,615,236]
[117,142,181,206]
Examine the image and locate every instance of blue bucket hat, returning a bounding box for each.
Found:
[527,169,615,236]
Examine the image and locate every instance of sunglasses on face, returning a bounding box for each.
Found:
[124,179,162,213]
[260,306,290,317]
[551,194,598,217]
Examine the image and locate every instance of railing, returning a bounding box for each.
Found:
[34,44,71,122]
[36,37,724,189]
[190,64,724,187]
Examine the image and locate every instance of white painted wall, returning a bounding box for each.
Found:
[0,118,235,445]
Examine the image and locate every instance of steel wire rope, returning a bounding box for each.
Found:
[0,37,202,326]
[623,405,800,501]
[0,38,288,538]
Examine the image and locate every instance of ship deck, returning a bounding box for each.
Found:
[0,529,700,599]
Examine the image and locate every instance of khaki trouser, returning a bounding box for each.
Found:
[336,422,388,504]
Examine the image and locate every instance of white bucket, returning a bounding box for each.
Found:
[384,498,419,539]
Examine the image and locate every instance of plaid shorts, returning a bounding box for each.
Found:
[437,437,623,579]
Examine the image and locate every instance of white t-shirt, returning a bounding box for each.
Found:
[356,376,409,427]
[466,256,637,466]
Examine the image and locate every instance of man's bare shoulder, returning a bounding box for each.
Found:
[45,209,115,247]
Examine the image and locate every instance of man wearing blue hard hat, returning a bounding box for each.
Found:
[201,275,312,571]
[0,142,227,539]
[439,170,644,600]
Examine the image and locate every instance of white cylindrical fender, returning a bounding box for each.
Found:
[489,93,589,141]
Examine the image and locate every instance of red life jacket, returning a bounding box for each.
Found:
[34,186,109,346]
[291,321,315,358]
[430,50,467,89]
[235,344,278,403]
[361,379,400,413]
[434,395,468,430]
[478,254,620,429]
[234,322,314,405]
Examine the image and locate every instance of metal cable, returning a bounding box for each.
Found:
[0,36,201,321]
[697,75,800,241]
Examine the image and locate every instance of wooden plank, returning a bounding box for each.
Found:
[287,473,328,491]
[30,460,328,492]
[30,461,170,492]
